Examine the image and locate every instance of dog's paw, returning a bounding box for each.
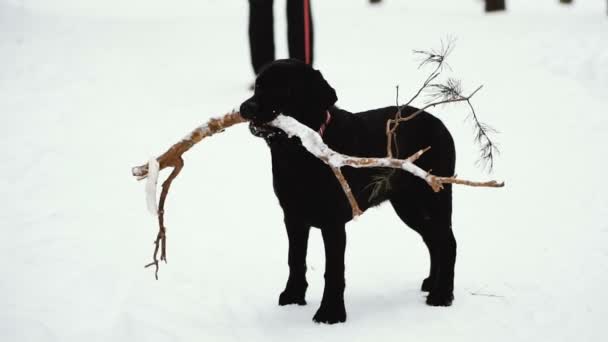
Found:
[426,291,454,307]
[421,277,434,292]
[278,289,307,306]
[312,302,347,324]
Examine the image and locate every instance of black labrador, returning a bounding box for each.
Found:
[239,59,456,324]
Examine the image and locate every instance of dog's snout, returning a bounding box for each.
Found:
[240,100,259,120]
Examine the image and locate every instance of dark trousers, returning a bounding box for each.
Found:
[248,0,314,74]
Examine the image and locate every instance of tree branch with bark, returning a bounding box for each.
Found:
[132,111,246,279]
[132,111,503,279]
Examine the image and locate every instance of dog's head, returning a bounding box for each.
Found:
[240,59,337,133]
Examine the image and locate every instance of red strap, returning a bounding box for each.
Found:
[318,111,331,136]
[303,0,311,64]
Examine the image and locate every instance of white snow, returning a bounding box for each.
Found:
[182,122,211,142]
[1,0,607,341]
[270,115,335,162]
[145,157,159,215]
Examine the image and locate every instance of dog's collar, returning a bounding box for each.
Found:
[318,110,332,137]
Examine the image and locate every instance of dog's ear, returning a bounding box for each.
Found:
[311,70,338,109]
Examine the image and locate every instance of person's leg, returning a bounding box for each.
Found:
[249,0,275,74]
[286,0,313,65]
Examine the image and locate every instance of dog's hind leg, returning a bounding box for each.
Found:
[390,194,439,293]
[390,183,456,306]
[313,224,347,324]
[416,185,456,306]
[423,186,456,306]
[279,215,311,306]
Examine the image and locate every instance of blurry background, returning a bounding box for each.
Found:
[1,1,607,341]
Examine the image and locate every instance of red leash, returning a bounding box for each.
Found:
[303,0,311,64]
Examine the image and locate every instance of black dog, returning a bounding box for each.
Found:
[239,59,456,324]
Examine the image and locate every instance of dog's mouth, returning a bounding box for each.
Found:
[249,122,287,140]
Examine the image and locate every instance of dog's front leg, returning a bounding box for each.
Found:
[313,225,347,324]
[279,216,311,306]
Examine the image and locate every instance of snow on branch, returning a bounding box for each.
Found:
[132,111,247,180]
[271,114,503,197]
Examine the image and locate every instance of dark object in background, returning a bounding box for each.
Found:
[485,0,506,12]
[240,59,457,324]
[248,0,314,75]
[559,0,573,4]
[369,0,383,4]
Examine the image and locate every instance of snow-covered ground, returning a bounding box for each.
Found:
[1,0,607,341]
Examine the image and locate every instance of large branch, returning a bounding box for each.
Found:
[132,110,503,279]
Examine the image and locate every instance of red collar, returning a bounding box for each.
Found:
[318,110,332,137]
